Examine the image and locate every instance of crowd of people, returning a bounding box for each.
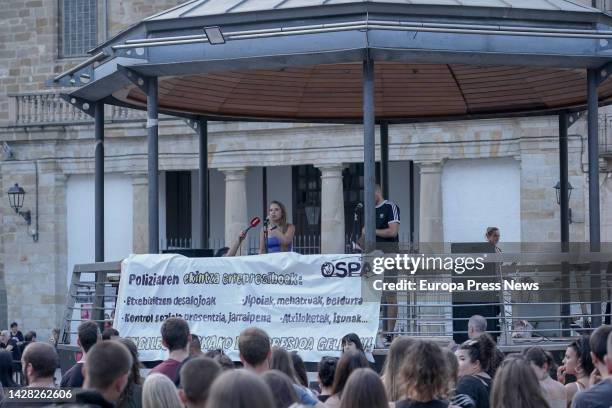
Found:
[0,316,611,407]
[0,323,41,364]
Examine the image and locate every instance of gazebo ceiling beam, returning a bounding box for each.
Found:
[72,95,602,127]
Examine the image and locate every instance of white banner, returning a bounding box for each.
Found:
[114,253,380,362]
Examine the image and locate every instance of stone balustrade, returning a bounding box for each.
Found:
[6,91,612,158]
[8,90,147,126]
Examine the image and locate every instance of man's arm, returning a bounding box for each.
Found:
[225,231,247,257]
[376,222,399,238]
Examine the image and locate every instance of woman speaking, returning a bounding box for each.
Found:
[259,200,295,253]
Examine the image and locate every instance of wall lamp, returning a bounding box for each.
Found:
[553,181,574,224]
[7,183,38,242]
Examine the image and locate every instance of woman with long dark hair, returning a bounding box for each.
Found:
[339,368,389,408]
[524,347,565,408]
[290,351,309,388]
[452,334,496,408]
[340,333,364,354]
[491,356,551,408]
[117,338,143,408]
[259,200,295,253]
[261,370,299,408]
[324,350,369,408]
[557,335,593,407]
[269,347,318,406]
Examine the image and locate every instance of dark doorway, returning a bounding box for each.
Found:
[342,163,381,238]
[166,171,192,246]
[292,165,321,236]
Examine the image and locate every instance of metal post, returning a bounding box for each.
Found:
[93,101,105,329]
[559,112,570,246]
[380,121,389,198]
[409,160,415,249]
[559,112,571,334]
[198,120,209,249]
[94,101,104,262]
[363,58,376,251]
[147,77,159,254]
[262,167,268,220]
[587,69,602,327]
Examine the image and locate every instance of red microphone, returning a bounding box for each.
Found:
[244,217,261,233]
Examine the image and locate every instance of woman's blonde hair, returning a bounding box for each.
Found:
[142,373,183,408]
[269,200,291,251]
[381,336,415,401]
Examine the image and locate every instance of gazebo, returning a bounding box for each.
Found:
[52,0,611,325]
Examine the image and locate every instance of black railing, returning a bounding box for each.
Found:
[598,113,612,155]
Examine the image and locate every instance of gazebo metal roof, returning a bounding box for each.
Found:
[143,0,598,20]
[56,0,612,123]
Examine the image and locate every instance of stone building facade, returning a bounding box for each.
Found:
[0,0,611,338]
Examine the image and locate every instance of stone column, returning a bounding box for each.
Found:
[222,168,248,245]
[132,174,149,254]
[318,165,345,254]
[418,161,444,245]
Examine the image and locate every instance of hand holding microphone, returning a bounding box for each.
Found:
[240,217,261,241]
[226,217,261,257]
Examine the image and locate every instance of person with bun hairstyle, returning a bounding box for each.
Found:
[557,335,594,407]
[452,334,496,408]
[317,356,338,403]
[524,347,565,408]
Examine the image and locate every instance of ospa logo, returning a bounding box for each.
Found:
[320,261,361,278]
